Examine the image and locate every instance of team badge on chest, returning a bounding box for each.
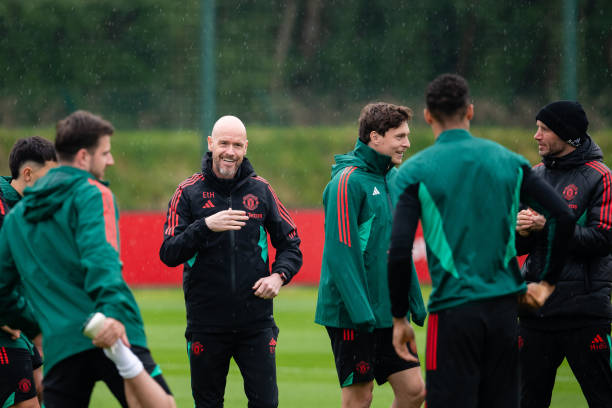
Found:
[243,194,259,211]
[562,184,578,201]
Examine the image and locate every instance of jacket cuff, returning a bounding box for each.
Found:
[273,269,290,285]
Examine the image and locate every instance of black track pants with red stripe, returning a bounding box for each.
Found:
[425,296,519,408]
[519,324,612,408]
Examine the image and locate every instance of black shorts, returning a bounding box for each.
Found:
[326,327,420,387]
[187,327,279,408]
[0,347,38,406]
[425,296,519,408]
[43,346,172,408]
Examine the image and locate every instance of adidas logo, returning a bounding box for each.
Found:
[202,200,215,209]
[590,334,608,351]
[372,187,380,196]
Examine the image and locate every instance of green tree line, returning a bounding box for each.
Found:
[0,0,611,128]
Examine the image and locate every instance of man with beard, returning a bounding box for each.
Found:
[160,115,302,408]
[516,101,612,407]
[0,110,176,408]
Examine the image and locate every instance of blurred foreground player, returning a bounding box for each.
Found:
[388,74,575,408]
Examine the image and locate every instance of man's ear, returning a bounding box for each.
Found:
[370,131,380,145]
[423,108,434,125]
[21,165,33,183]
[74,148,90,168]
[207,135,213,151]
[466,103,474,121]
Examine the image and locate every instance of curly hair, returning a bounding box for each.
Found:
[426,74,470,124]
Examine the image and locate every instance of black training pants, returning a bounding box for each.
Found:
[519,324,612,408]
[188,327,279,408]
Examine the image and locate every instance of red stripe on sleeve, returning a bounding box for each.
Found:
[337,169,349,244]
[0,200,5,215]
[252,176,298,230]
[341,167,357,247]
[87,179,119,251]
[165,174,204,236]
[426,313,438,371]
[585,162,612,230]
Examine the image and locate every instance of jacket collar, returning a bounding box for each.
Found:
[201,152,256,193]
[353,140,394,175]
[436,128,472,143]
[542,135,603,169]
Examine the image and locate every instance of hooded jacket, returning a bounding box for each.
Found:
[160,154,302,334]
[518,136,612,329]
[0,166,147,373]
[315,140,426,331]
[0,176,35,350]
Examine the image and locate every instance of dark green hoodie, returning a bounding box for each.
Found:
[315,141,425,330]
[0,166,146,373]
[0,176,37,351]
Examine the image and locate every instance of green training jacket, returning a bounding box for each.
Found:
[315,140,426,331]
[0,176,35,351]
[394,129,529,312]
[0,166,147,373]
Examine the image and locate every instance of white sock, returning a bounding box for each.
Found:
[103,339,144,379]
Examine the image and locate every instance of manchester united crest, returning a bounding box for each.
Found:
[355,361,371,375]
[243,194,259,211]
[562,184,578,201]
[18,379,31,393]
[191,341,204,356]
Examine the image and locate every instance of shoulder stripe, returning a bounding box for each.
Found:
[337,166,357,247]
[0,199,5,216]
[165,173,205,236]
[87,179,118,251]
[533,163,544,168]
[253,176,297,230]
[585,161,612,230]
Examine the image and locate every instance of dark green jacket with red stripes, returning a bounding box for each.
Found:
[315,140,426,331]
[160,153,302,334]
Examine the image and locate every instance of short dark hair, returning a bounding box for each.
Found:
[55,110,114,161]
[426,74,470,123]
[9,136,57,180]
[358,103,413,144]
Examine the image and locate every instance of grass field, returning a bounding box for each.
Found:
[90,287,588,407]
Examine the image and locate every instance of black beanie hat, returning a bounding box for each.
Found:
[535,101,588,147]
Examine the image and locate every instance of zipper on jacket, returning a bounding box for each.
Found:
[229,195,236,294]
[383,174,393,213]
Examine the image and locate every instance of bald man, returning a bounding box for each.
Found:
[160,115,303,408]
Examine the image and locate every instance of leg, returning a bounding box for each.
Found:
[373,328,424,408]
[519,325,564,408]
[100,342,175,408]
[233,327,279,408]
[564,324,612,408]
[325,327,376,408]
[478,297,518,408]
[188,332,232,408]
[387,368,425,408]
[41,350,99,408]
[425,305,484,408]
[341,382,374,408]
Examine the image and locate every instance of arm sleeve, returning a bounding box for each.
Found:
[323,170,376,329]
[388,183,421,318]
[159,182,215,267]
[571,165,612,256]
[520,165,575,284]
[263,184,302,284]
[75,184,140,321]
[0,221,40,338]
